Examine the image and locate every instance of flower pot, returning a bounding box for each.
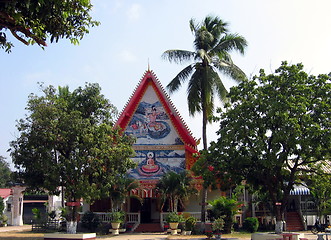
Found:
[186,230,192,235]
[169,222,179,230]
[111,222,121,235]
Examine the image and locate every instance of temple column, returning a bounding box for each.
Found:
[11,185,26,226]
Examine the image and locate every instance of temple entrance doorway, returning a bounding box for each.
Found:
[130,197,160,223]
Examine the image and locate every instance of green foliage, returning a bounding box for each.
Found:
[1,214,8,224]
[209,62,331,221]
[185,216,197,231]
[163,15,247,222]
[0,0,99,52]
[243,217,259,233]
[166,212,185,223]
[81,211,100,232]
[0,197,4,214]
[0,156,11,188]
[212,217,225,233]
[109,211,125,223]
[108,176,139,212]
[208,196,240,233]
[304,167,331,218]
[10,83,136,227]
[156,170,197,212]
[32,208,41,220]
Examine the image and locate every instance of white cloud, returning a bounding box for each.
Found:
[126,3,142,21]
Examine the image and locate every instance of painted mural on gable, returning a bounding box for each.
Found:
[125,85,184,146]
[128,149,186,180]
[124,85,186,180]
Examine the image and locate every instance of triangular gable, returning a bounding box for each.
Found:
[116,70,197,150]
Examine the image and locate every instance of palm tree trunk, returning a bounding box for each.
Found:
[200,104,208,224]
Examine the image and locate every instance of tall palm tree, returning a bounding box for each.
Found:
[162,15,247,222]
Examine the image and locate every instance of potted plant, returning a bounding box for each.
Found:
[184,216,196,235]
[110,211,124,235]
[166,212,184,235]
[212,217,225,240]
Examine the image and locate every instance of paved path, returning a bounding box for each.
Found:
[0,226,320,240]
[0,224,32,232]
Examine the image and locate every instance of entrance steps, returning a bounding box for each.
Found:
[286,212,304,231]
[133,223,164,233]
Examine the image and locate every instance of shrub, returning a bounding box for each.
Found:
[110,211,125,223]
[243,217,259,233]
[81,211,100,232]
[166,212,184,223]
[185,216,197,231]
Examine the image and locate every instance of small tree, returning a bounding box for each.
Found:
[156,170,197,212]
[10,83,136,233]
[208,196,241,233]
[304,166,331,222]
[108,176,139,212]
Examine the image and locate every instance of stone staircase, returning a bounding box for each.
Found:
[133,223,164,233]
[286,212,304,231]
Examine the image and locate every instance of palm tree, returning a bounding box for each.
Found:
[156,170,197,212]
[162,15,247,222]
[109,175,140,212]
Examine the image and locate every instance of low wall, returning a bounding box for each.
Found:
[252,232,305,240]
[44,233,96,240]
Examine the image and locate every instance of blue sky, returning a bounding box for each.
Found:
[1,0,331,168]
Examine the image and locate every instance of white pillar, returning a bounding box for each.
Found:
[11,186,26,226]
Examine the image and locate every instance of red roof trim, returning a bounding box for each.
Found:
[0,188,12,199]
[116,70,197,147]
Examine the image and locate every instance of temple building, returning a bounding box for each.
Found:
[87,69,210,229]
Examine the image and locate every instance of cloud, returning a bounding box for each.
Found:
[126,3,142,21]
[118,50,137,62]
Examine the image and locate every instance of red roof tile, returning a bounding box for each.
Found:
[0,188,12,199]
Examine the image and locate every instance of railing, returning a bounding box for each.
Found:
[160,212,209,229]
[85,212,140,224]
[93,212,112,222]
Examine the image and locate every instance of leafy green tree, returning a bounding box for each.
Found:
[0,0,99,52]
[10,83,135,233]
[304,167,331,221]
[209,62,331,233]
[156,170,197,212]
[0,156,11,188]
[162,15,247,223]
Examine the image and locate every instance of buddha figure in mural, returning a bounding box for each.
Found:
[139,152,161,176]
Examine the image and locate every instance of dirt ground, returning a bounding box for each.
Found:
[0,231,44,240]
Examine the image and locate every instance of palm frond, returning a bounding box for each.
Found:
[214,33,248,55]
[162,49,195,64]
[215,59,247,82]
[166,64,194,94]
[211,70,228,102]
[187,69,203,116]
[189,18,199,34]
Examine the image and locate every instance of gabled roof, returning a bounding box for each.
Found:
[0,188,12,199]
[116,70,197,149]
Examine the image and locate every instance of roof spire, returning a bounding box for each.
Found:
[147,58,150,71]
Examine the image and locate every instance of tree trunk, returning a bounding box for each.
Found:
[275,204,284,234]
[67,201,78,234]
[200,103,208,229]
